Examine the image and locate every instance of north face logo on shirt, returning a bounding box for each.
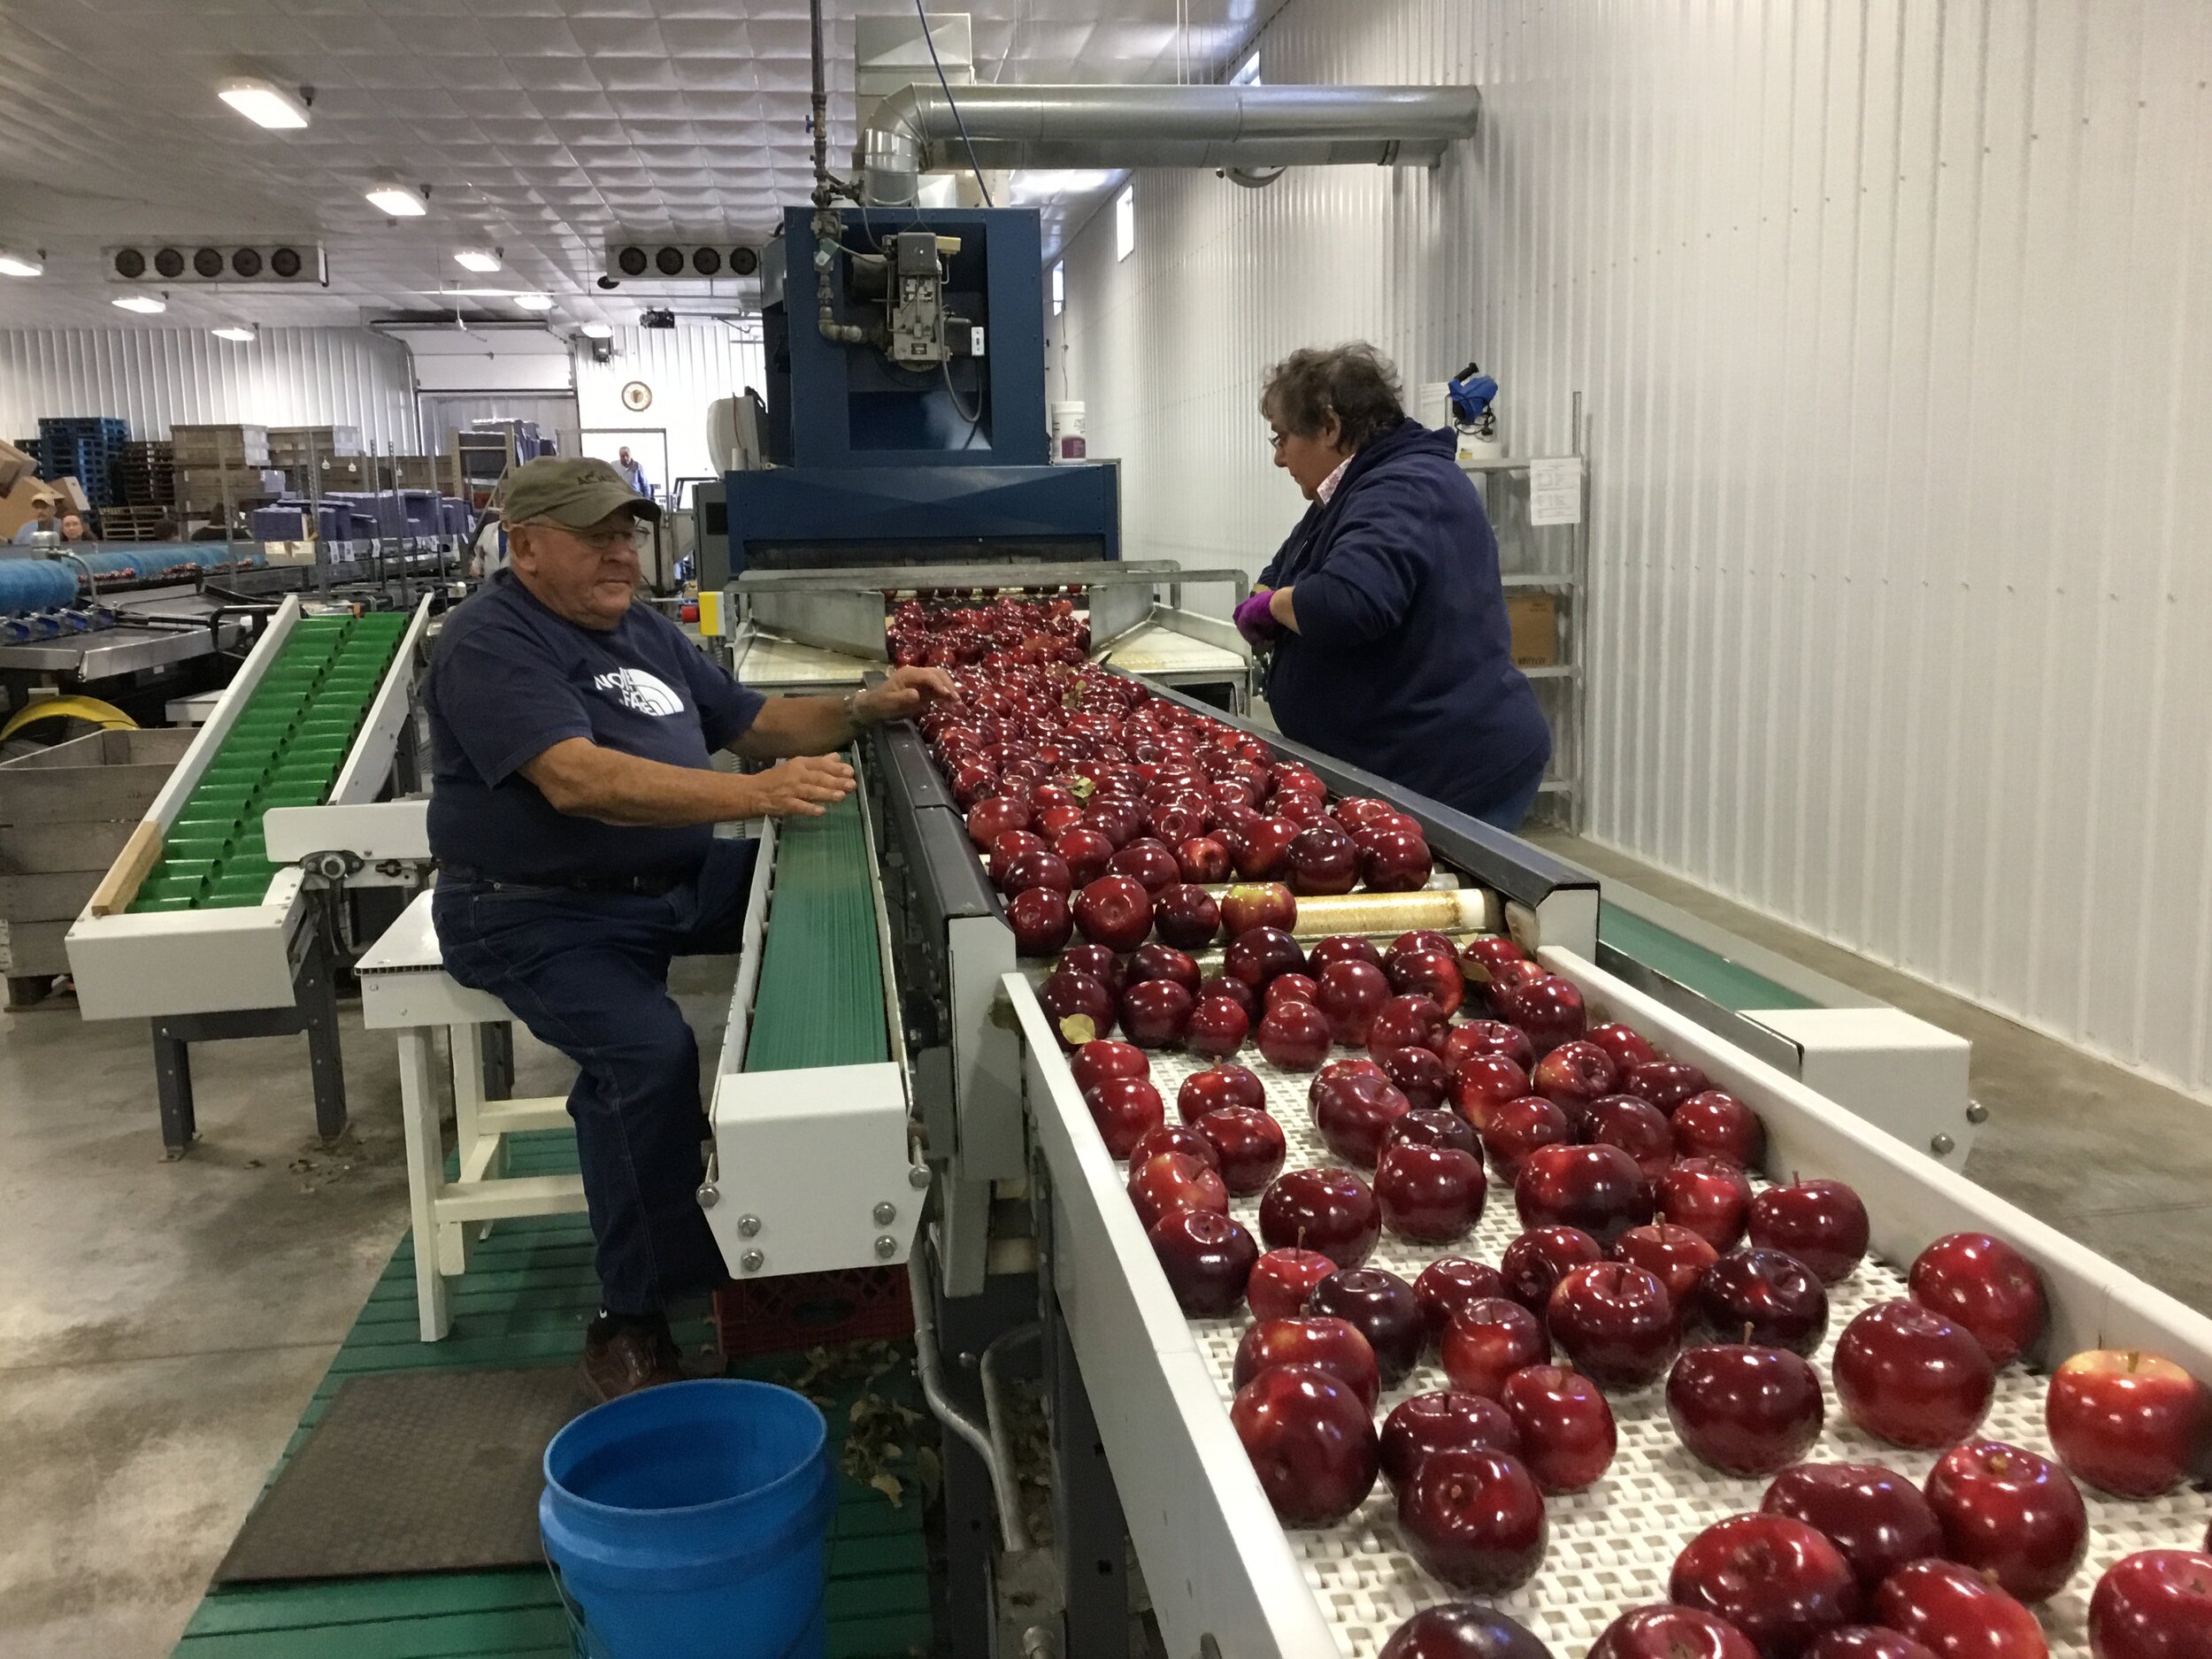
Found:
[592,668,685,717]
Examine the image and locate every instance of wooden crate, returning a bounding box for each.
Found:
[0,726,193,993]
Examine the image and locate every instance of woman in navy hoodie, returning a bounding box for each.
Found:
[1235,343,1552,831]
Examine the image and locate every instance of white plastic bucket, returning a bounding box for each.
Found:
[1050,400,1087,463]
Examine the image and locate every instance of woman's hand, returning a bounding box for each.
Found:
[1233,588,1283,647]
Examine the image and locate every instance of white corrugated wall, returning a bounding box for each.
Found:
[0,326,419,449]
[1056,0,2212,1102]
[573,326,768,495]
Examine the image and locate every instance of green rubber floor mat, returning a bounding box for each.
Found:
[173,1132,933,1659]
[1598,901,1820,1013]
[744,781,890,1073]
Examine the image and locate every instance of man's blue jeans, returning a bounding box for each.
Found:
[433,837,759,1316]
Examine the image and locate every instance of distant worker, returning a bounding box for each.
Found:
[613,445,650,499]
[424,457,957,1401]
[1236,342,1551,831]
[9,491,61,545]
[55,511,90,543]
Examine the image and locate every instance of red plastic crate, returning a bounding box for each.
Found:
[713,1264,915,1361]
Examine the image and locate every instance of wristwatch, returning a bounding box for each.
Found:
[841,689,868,728]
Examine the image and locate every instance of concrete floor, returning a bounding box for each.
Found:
[1,843,2207,1657]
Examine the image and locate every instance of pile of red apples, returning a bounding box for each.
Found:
[916,599,2212,1659]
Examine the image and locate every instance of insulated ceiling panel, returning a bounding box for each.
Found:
[0,0,1279,330]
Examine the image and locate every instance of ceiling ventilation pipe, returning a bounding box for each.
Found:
[861,82,1481,206]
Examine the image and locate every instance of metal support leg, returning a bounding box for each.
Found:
[1048,1294,1128,1659]
[296,934,349,1144]
[150,1022,196,1159]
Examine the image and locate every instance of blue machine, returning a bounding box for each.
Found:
[727,205,1118,573]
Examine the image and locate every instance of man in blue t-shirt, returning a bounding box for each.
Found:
[424,457,956,1401]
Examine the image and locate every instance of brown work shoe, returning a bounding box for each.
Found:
[581,1314,684,1403]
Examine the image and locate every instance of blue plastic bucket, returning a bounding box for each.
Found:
[540,1379,834,1659]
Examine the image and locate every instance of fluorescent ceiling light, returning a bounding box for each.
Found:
[453,249,501,273]
[114,295,166,314]
[0,250,42,278]
[513,293,554,311]
[580,322,613,339]
[212,326,257,342]
[366,184,427,218]
[219,78,311,130]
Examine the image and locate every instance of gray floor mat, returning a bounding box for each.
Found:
[215,1363,594,1583]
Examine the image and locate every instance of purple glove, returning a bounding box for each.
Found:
[1234,589,1282,647]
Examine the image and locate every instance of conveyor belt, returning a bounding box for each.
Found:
[1599,901,1818,1012]
[131,612,411,912]
[743,782,890,1073]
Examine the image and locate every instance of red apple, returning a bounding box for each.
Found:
[1446,1019,1538,1072]
[1586,1022,1662,1072]
[1458,933,1527,990]
[1499,1362,1617,1494]
[1377,1143,1487,1243]
[1257,1167,1382,1267]
[1546,1261,1679,1390]
[1072,874,1153,950]
[1198,971,1259,1022]
[1390,949,1466,1018]
[1629,1059,1714,1114]
[1804,1631,1938,1659]
[1380,1391,1521,1489]
[1306,1266,1425,1386]
[1070,1038,1147,1094]
[1233,1316,1381,1410]
[1590,1608,1759,1659]
[1118,979,1194,1048]
[1218,881,1296,937]
[1126,1150,1228,1233]
[1185,994,1250,1060]
[1763,1463,1944,1596]
[2088,1549,2212,1659]
[1316,959,1394,1047]
[1084,1076,1164,1158]
[1532,1039,1620,1128]
[1148,1208,1258,1317]
[1694,1248,1830,1356]
[999,848,1072,898]
[1450,1054,1533,1129]
[1110,836,1181,895]
[1386,1106,1483,1163]
[1671,1514,1859,1659]
[1053,826,1116,887]
[1924,1438,2086,1603]
[966,794,1031,849]
[1416,1257,1508,1340]
[1657,1157,1755,1252]
[1747,1180,1870,1285]
[1833,1301,1996,1448]
[1516,1143,1653,1247]
[1060,943,1126,996]
[1007,886,1073,956]
[1228,817,1300,880]
[1257,998,1335,1071]
[1481,1095,1575,1184]
[1483,956,1549,1018]
[1872,1560,2046,1659]
[1311,1072,1413,1167]
[1307,934,1385,973]
[1614,1222,1721,1306]
[1586,1095,1678,1187]
[1673,1091,1767,1167]
[1380,1045,1452,1111]
[1385,929,1457,972]
[2046,1348,2210,1499]
[1440,1298,1550,1399]
[1907,1233,2047,1369]
[1150,883,1221,950]
[1667,1343,1825,1475]
[1224,925,1306,989]
[1248,1248,1340,1323]
[1368,994,1449,1061]
[1176,835,1232,885]
[1177,1063,1265,1122]
[1381,1606,1555,1659]
[1498,974,1586,1056]
[1263,972,1319,1011]
[1286,822,1362,895]
[988,829,1048,886]
[1396,1448,1548,1593]
[1362,826,1435,893]
[1230,1363,1379,1525]
[1500,1225,1604,1315]
[1127,940,1202,995]
[1041,970,1117,1048]
[1129,1122,1218,1171]
[1194,1106,1286,1195]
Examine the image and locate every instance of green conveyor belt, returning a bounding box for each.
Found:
[1598,901,1820,1013]
[132,611,411,914]
[744,779,890,1072]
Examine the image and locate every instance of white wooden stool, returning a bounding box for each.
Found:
[357,889,588,1340]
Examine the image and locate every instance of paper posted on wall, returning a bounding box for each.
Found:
[1528,457,1584,526]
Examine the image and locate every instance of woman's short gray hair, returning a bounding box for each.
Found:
[1260,342,1407,453]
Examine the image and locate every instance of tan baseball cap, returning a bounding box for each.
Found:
[500,457,660,528]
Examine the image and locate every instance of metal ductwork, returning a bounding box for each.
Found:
[861,82,1482,205]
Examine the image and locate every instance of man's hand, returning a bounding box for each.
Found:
[856,664,961,726]
[744,754,856,818]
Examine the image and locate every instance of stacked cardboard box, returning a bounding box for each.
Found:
[170,425,271,468]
